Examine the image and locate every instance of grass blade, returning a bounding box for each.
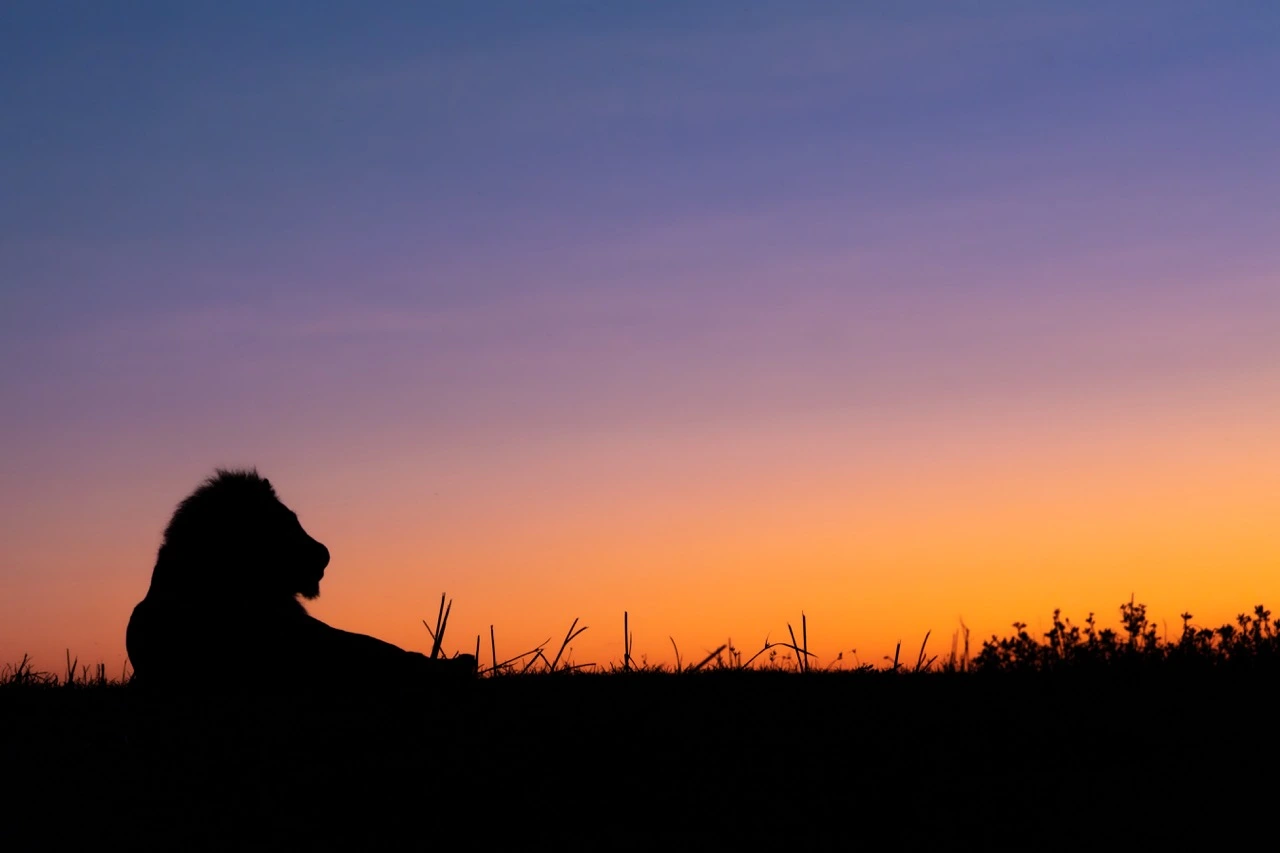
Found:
[691,644,728,672]
[915,631,931,673]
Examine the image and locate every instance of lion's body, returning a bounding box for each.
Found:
[126,469,473,690]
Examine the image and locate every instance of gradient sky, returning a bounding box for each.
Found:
[2,2,1278,675]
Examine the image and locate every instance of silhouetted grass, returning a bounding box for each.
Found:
[7,597,1278,687]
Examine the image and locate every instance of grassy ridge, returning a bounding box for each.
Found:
[6,666,1276,848]
[4,600,1278,848]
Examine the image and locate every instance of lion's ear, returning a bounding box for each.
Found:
[262,478,273,490]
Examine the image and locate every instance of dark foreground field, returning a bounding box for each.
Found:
[6,668,1278,851]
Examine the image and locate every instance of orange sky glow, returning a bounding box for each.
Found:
[4,362,1276,676]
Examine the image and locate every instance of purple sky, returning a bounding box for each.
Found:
[6,3,1277,445]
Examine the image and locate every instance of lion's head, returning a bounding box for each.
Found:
[152,468,331,602]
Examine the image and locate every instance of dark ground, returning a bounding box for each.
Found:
[5,671,1277,850]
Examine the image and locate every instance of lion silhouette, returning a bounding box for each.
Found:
[126,468,475,690]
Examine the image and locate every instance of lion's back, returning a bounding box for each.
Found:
[126,589,300,686]
[126,593,220,687]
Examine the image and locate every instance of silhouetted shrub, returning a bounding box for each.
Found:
[973,598,1278,673]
